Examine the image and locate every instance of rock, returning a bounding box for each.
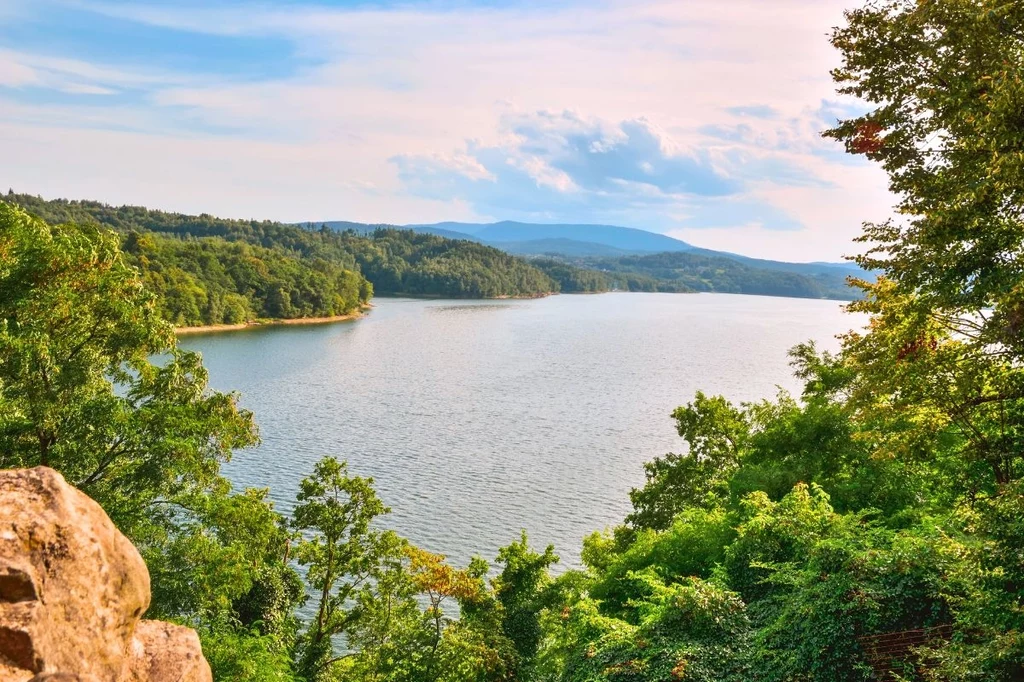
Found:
[0,467,211,682]
[122,621,211,682]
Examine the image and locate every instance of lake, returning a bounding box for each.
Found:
[178,293,861,570]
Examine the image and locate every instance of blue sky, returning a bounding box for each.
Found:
[0,0,891,261]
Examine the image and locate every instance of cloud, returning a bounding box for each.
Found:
[388,110,826,232]
[392,147,496,184]
[509,113,739,197]
[0,0,897,261]
[0,46,198,98]
[0,58,38,88]
[725,105,779,119]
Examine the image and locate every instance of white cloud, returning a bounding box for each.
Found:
[0,0,898,260]
[0,46,196,96]
[508,156,579,193]
[0,58,38,88]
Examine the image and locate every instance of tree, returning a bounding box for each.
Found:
[827,0,1024,490]
[0,201,299,680]
[828,0,1024,321]
[627,392,750,531]
[291,456,402,682]
[495,532,559,676]
[405,546,483,679]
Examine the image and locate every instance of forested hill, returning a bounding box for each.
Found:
[580,251,854,299]
[2,193,563,323]
[124,232,371,327]
[5,193,855,316]
[319,219,857,299]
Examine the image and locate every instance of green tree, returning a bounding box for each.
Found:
[627,392,750,531]
[0,201,300,680]
[291,456,403,682]
[494,532,558,676]
[827,0,1024,491]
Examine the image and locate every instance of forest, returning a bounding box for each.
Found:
[573,251,853,299]
[3,193,561,318]
[1,1,1023,680]
[5,193,859,317]
[123,232,371,326]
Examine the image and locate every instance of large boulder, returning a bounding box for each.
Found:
[122,622,211,682]
[0,467,211,682]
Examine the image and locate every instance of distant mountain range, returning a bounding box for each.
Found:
[409,221,694,253]
[306,219,863,283]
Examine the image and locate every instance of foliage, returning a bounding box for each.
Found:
[291,457,399,681]
[4,193,560,310]
[627,393,748,531]
[124,232,369,326]
[6,1,1024,679]
[290,457,523,682]
[0,201,302,679]
[528,258,612,293]
[574,251,855,299]
[544,578,750,682]
[495,532,560,677]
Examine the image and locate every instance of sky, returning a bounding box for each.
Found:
[0,0,894,262]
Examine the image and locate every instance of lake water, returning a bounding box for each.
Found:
[178,293,861,570]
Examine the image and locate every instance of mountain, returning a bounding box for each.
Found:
[407,221,696,253]
[293,216,868,300]
[303,218,865,298]
[404,221,861,279]
[308,218,858,273]
[681,247,861,279]
[490,238,634,258]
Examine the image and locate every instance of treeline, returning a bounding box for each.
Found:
[333,227,557,298]
[529,257,613,293]
[3,193,562,320]
[575,251,852,298]
[7,193,859,307]
[124,232,371,326]
[528,251,855,299]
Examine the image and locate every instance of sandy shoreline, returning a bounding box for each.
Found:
[175,307,370,335]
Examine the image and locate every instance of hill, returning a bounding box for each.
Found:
[492,238,634,258]
[398,220,859,277]
[309,218,864,293]
[3,194,563,323]
[579,251,853,299]
[311,220,476,242]
[407,220,696,253]
[8,193,858,310]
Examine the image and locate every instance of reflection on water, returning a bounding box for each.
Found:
[428,303,525,313]
[179,293,862,569]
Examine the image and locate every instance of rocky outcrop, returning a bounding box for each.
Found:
[0,467,212,682]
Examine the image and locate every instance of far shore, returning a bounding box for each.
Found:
[373,291,556,300]
[175,306,371,336]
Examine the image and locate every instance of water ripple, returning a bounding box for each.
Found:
[180,293,861,569]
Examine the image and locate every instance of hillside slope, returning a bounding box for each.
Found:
[409,220,695,253]
[311,218,863,285]
[4,194,562,320]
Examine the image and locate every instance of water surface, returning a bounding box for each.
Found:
[179,293,861,569]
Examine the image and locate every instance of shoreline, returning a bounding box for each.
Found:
[372,291,556,301]
[175,306,371,336]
